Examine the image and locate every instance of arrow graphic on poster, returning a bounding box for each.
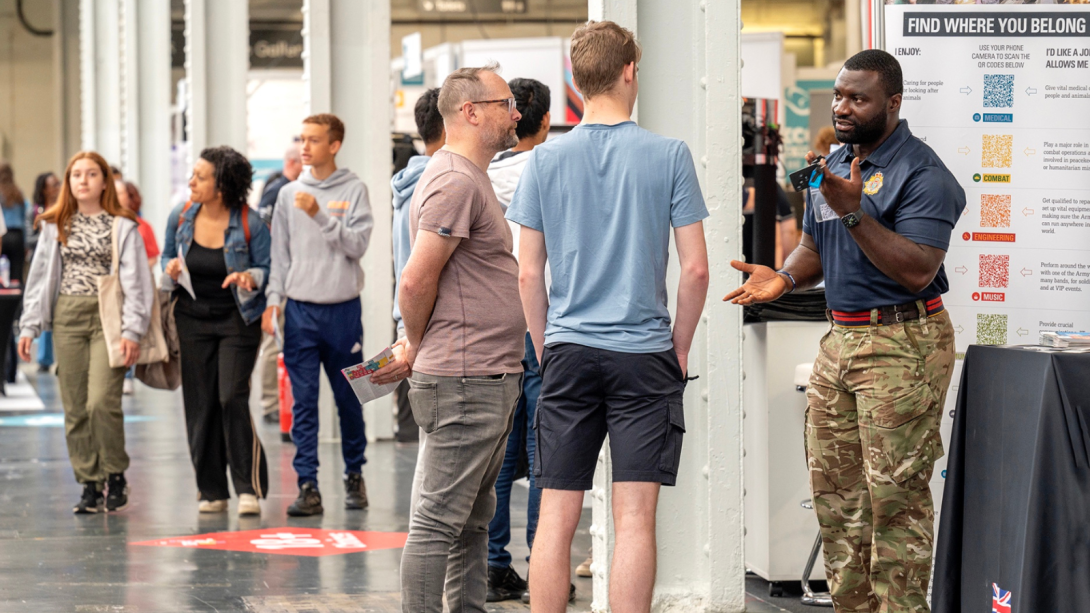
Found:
[1023,207,1035,216]
[955,325,965,334]
[960,86,972,94]
[958,146,971,155]
[1021,268,1033,277]
[1026,87,1038,95]
[1024,147,1036,156]
[1016,328,1029,337]
[954,265,968,274]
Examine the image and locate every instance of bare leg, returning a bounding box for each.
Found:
[609,482,661,613]
[528,489,583,612]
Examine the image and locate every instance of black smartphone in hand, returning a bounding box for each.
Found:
[789,156,825,192]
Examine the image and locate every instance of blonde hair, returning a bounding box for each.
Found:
[570,21,642,99]
[37,151,136,244]
[438,62,502,119]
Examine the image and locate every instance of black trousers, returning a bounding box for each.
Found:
[176,303,268,500]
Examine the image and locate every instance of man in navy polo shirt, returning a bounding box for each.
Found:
[726,49,965,612]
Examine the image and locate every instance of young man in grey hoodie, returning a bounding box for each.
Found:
[391,88,444,442]
[262,113,374,516]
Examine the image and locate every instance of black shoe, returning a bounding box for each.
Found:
[73,483,104,514]
[487,565,528,602]
[286,482,323,517]
[262,412,279,424]
[344,472,369,510]
[520,582,576,604]
[37,364,51,373]
[105,473,129,512]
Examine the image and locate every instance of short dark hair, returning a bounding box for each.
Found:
[199,146,253,210]
[303,113,346,145]
[842,49,903,97]
[414,88,444,145]
[510,78,551,140]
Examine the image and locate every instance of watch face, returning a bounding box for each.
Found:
[842,211,861,228]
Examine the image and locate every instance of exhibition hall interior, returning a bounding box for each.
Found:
[0,0,1086,611]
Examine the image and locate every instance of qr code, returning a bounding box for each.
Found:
[982,134,1013,168]
[980,194,1011,228]
[979,254,1010,288]
[983,74,1014,108]
[977,313,1008,346]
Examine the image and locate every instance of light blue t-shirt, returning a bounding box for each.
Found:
[505,121,708,354]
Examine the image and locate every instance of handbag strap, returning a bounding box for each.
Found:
[110,215,123,274]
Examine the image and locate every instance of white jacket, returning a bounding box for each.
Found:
[20,218,155,343]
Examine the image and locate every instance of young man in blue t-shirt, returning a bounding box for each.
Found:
[506,20,710,612]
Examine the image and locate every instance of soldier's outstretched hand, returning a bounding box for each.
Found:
[723,260,790,305]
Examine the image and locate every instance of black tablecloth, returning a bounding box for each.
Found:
[932,345,1090,613]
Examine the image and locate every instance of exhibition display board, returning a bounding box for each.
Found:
[883,3,1090,510]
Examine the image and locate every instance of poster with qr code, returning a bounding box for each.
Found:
[885,5,1090,508]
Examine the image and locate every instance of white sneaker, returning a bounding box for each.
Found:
[198,499,228,513]
[238,494,260,516]
[122,379,134,395]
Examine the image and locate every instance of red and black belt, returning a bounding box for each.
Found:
[831,296,945,328]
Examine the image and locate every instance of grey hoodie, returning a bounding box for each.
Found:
[267,167,374,306]
[391,155,430,330]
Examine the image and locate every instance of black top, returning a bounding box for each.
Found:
[178,241,236,316]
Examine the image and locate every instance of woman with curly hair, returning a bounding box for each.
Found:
[162,146,271,516]
[18,151,155,514]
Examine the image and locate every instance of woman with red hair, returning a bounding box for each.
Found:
[17,151,154,514]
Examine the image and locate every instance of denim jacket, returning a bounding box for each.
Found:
[161,202,270,325]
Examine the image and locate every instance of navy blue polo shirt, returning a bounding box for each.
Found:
[802,120,965,312]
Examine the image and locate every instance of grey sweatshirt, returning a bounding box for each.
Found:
[20,218,154,342]
[266,167,374,306]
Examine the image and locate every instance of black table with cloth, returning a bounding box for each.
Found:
[932,345,1090,613]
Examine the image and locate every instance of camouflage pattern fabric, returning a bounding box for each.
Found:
[805,306,955,612]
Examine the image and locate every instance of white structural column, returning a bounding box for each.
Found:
[302,0,394,441]
[585,0,745,611]
[185,0,248,162]
[78,0,172,241]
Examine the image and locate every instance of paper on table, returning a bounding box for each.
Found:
[177,256,196,300]
[341,347,399,405]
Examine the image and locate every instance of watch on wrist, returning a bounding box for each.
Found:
[841,208,865,229]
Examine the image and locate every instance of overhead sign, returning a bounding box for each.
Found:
[418,0,527,14]
[171,23,305,69]
[131,527,408,557]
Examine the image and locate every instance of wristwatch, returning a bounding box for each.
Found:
[841,208,865,229]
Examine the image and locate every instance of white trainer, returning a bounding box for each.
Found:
[198,499,228,513]
[238,494,260,517]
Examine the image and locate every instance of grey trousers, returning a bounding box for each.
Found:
[400,372,522,613]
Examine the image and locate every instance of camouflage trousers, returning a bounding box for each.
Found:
[806,306,955,613]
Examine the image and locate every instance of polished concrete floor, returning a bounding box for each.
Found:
[0,366,813,612]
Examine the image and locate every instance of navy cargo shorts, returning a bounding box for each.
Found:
[533,342,687,490]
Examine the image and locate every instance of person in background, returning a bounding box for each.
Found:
[814,125,840,157]
[18,151,154,514]
[482,77,559,604]
[115,180,160,395]
[163,146,271,517]
[257,143,302,423]
[0,162,28,281]
[262,114,374,517]
[29,172,61,372]
[391,87,444,442]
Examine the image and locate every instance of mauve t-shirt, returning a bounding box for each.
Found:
[408,150,525,377]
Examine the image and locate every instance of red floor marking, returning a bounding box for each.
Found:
[130,527,408,557]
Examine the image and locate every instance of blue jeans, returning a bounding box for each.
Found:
[283,298,366,488]
[487,333,542,568]
[37,331,54,367]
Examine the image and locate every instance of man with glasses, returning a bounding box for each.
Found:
[374,63,526,613]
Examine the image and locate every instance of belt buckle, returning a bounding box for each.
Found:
[894,311,904,323]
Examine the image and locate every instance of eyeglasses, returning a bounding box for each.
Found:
[471,98,517,113]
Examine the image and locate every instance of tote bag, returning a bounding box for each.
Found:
[97,216,168,368]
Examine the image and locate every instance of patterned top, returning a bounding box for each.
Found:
[59,212,113,296]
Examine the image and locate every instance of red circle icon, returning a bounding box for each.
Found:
[972,292,981,301]
[963,232,971,241]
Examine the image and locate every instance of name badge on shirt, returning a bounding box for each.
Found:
[810,187,840,223]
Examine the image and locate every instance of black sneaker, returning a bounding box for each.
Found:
[344,472,369,510]
[73,483,103,514]
[106,473,129,512]
[487,565,528,602]
[521,582,576,604]
[286,482,323,517]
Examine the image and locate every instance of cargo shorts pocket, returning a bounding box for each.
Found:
[864,383,941,485]
[407,379,439,434]
[657,398,687,475]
